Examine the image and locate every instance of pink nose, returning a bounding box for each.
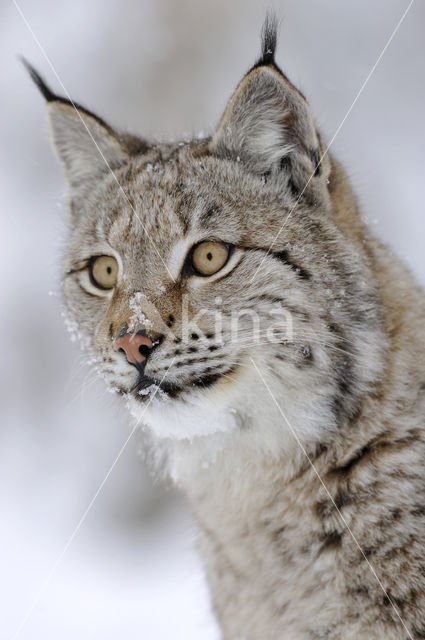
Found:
[114,333,153,365]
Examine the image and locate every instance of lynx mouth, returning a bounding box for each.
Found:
[132,374,182,398]
[131,367,237,401]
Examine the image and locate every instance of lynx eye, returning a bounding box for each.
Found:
[89,255,118,289]
[191,241,230,276]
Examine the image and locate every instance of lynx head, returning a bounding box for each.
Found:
[28,18,383,455]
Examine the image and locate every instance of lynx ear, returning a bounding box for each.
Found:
[210,18,329,198]
[23,60,128,192]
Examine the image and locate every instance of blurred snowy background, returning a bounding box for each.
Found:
[1,1,424,638]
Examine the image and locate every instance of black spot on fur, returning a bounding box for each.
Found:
[382,591,405,609]
[348,585,370,598]
[316,489,354,522]
[272,249,311,280]
[311,148,322,176]
[334,433,420,479]
[334,489,353,510]
[332,445,372,476]
[363,545,379,558]
[192,372,223,388]
[316,501,333,521]
[186,356,217,366]
[319,529,343,552]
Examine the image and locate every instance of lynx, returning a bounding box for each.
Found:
[27,17,425,640]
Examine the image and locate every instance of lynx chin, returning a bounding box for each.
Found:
[27,16,425,640]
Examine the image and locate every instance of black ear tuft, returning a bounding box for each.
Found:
[20,57,59,102]
[249,14,283,75]
[21,57,113,132]
[259,13,278,66]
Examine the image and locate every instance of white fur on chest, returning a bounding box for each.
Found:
[130,356,338,480]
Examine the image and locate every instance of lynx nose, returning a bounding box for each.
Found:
[114,331,154,367]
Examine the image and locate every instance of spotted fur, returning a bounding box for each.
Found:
[29,17,425,640]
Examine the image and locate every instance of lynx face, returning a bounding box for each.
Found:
[29,21,383,443]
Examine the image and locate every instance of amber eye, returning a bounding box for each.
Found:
[89,255,118,289]
[191,241,230,276]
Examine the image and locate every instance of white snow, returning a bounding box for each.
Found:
[128,291,154,332]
